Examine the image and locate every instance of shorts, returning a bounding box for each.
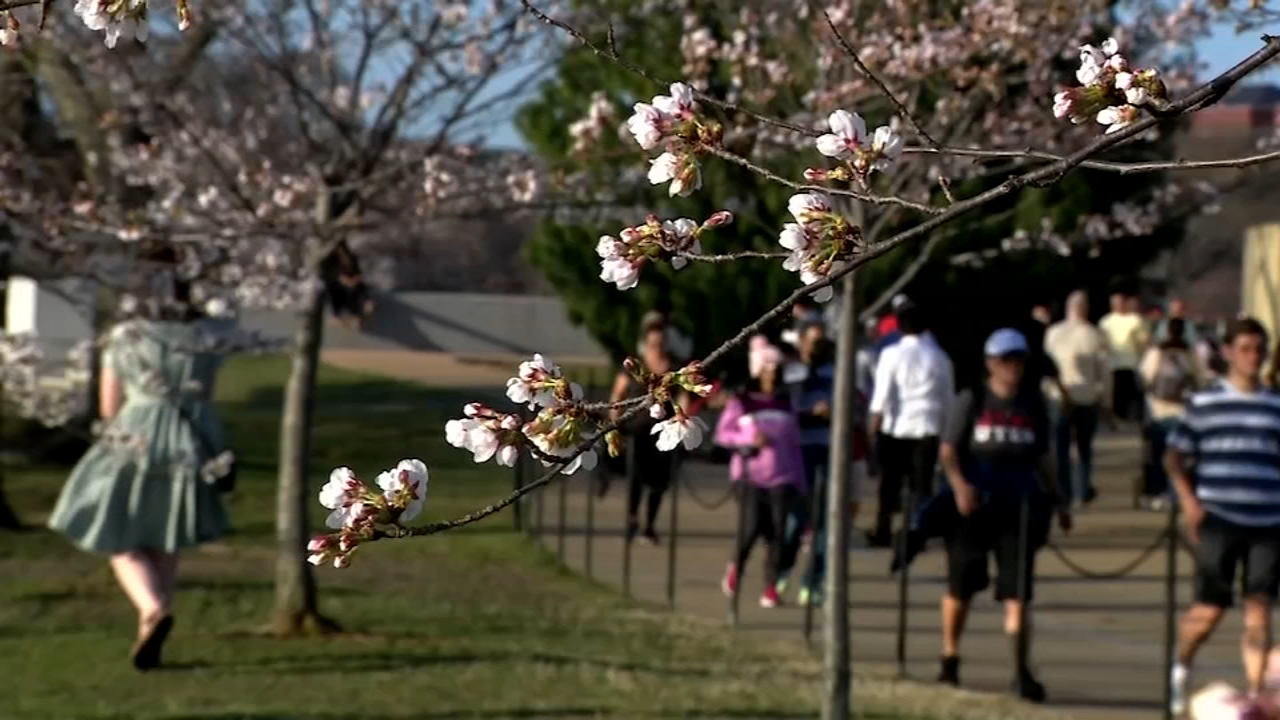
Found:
[945,496,1049,602]
[1193,513,1280,608]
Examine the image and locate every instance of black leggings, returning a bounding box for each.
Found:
[734,483,796,586]
[626,434,675,531]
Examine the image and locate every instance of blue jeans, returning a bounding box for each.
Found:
[779,445,829,591]
[1054,402,1099,504]
[1142,417,1179,498]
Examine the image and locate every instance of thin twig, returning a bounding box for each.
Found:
[519,0,815,137]
[705,146,942,215]
[905,146,1280,174]
[683,250,788,263]
[822,11,956,204]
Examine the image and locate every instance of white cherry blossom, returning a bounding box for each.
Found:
[814,110,867,159]
[375,459,429,523]
[652,414,707,452]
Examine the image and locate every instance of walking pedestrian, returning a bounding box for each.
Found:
[936,328,1072,702]
[868,302,953,547]
[1166,317,1280,715]
[775,321,858,606]
[1138,317,1206,509]
[47,246,233,671]
[1044,290,1111,507]
[716,338,806,609]
[611,325,688,544]
[1099,291,1150,422]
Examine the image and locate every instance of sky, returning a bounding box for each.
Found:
[482,21,1280,149]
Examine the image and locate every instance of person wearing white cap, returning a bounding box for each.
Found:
[867,301,953,547]
[935,328,1072,702]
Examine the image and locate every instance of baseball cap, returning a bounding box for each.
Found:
[891,293,911,311]
[984,328,1029,357]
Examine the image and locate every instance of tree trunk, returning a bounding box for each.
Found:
[271,286,340,636]
[822,207,862,720]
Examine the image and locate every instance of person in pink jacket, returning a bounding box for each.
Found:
[716,337,808,608]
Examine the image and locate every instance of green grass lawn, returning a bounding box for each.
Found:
[0,356,842,720]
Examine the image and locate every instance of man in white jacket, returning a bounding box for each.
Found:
[867,301,954,547]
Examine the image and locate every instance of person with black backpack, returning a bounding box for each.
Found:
[1138,317,1207,508]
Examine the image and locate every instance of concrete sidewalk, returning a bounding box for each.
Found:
[524,434,1248,720]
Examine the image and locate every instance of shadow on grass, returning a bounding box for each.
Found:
[224,649,719,679]
[156,711,822,720]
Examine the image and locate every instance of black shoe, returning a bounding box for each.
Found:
[1083,486,1099,505]
[937,655,960,687]
[1012,669,1047,703]
[625,519,639,544]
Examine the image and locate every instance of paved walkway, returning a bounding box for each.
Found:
[334,351,1248,720]
[523,434,1255,720]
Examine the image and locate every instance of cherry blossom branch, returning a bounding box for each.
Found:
[682,250,789,263]
[700,33,1280,369]
[905,146,1280,174]
[704,146,942,214]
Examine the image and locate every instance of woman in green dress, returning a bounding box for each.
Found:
[47,256,231,671]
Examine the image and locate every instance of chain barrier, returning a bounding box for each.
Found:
[678,475,736,510]
[1045,527,1196,579]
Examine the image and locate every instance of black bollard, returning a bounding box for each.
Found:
[895,487,917,679]
[533,462,545,540]
[556,464,568,562]
[1162,495,1180,720]
[666,452,680,608]
[622,435,637,598]
[803,475,825,646]
[585,461,598,579]
[512,451,526,533]
[1015,493,1032,674]
[730,480,746,627]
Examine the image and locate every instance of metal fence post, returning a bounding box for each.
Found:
[622,434,637,598]
[895,488,916,678]
[557,464,568,562]
[1162,497,1180,720]
[586,462,598,579]
[666,451,680,608]
[730,480,745,627]
[512,452,526,533]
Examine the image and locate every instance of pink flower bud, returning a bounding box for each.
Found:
[339,532,358,552]
[463,403,484,418]
[333,554,352,569]
[804,168,830,182]
[704,210,734,228]
[307,535,332,553]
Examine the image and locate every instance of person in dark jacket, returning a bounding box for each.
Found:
[934,328,1072,703]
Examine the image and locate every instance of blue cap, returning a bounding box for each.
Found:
[985,328,1029,357]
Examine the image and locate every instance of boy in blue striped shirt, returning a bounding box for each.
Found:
[1166,317,1280,714]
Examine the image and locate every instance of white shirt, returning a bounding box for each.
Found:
[869,333,953,439]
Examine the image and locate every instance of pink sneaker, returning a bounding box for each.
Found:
[721,563,738,597]
[760,584,781,608]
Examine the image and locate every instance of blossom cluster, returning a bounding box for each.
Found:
[447,354,600,475]
[806,110,904,182]
[626,82,720,197]
[1053,37,1168,134]
[777,192,863,303]
[630,358,713,453]
[596,211,733,290]
[309,460,429,568]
